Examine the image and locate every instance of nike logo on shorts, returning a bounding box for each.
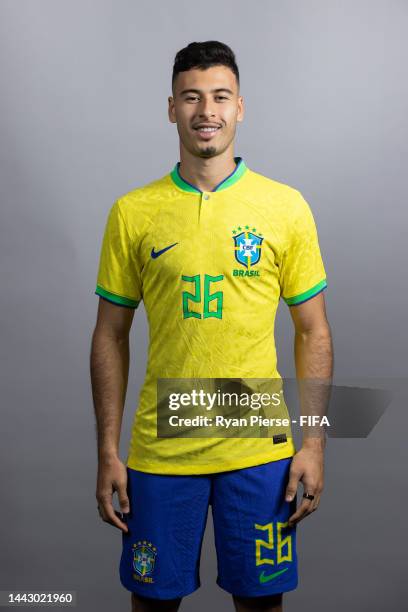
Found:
[259,568,289,583]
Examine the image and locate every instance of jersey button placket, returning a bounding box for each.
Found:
[199,192,210,224]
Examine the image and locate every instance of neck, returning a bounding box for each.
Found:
[178,146,237,192]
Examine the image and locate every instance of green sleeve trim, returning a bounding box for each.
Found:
[283,279,327,306]
[95,285,139,308]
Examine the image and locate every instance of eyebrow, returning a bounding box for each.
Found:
[179,88,234,96]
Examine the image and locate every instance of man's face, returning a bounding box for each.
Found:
[168,65,244,159]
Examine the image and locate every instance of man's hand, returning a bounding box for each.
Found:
[96,455,130,533]
[285,441,324,526]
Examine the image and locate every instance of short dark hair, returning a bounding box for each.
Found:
[172,41,240,91]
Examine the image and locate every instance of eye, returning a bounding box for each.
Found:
[216,96,228,100]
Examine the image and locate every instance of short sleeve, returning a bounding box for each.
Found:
[279,192,327,306]
[95,200,142,308]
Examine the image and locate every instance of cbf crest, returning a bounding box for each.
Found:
[132,541,157,582]
[232,226,263,269]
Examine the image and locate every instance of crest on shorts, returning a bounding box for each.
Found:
[132,541,157,577]
[233,227,263,268]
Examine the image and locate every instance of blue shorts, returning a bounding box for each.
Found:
[119,458,298,599]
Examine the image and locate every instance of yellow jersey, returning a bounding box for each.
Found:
[95,157,327,474]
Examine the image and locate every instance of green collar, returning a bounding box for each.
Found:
[170,156,248,193]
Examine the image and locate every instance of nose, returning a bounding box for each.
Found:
[197,96,215,118]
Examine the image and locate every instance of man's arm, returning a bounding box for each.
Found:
[284,291,333,526]
[90,296,135,533]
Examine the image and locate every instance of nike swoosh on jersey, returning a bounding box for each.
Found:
[150,243,178,259]
[259,568,289,583]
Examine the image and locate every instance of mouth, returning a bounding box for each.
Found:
[193,124,222,140]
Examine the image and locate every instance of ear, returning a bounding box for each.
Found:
[237,95,244,123]
[168,96,176,124]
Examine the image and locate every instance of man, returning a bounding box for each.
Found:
[90,41,333,612]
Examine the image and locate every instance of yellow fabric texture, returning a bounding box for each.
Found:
[95,161,327,474]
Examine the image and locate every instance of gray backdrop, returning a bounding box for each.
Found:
[1,0,407,610]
